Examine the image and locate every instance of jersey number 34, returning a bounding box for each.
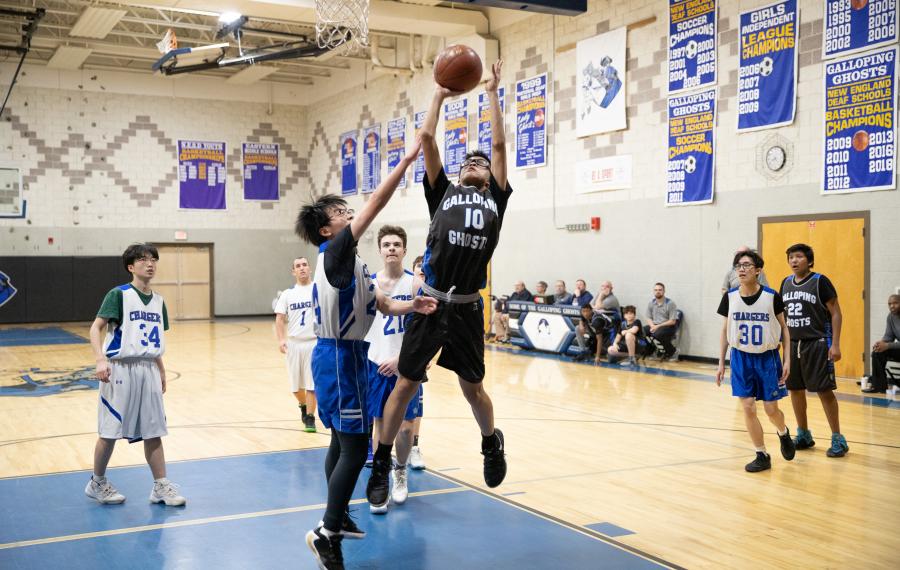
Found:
[139,323,161,348]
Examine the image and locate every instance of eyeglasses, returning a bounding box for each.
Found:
[462,157,490,168]
[330,207,355,218]
[734,262,756,270]
[136,256,158,264]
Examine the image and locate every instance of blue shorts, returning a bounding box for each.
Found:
[367,361,423,421]
[730,348,787,402]
[312,338,371,434]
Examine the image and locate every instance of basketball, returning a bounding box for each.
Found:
[433,44,483,93]
[850,0,868,10]
[852,129,869,152]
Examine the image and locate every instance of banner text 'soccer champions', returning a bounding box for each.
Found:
[823,0,898,59]
[667,88,716,206]
[823,47,897,194]
[669,0,717,93]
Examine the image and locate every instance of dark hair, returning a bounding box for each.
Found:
[464,149,490,164]
[122,243,158,272]
[733,249,765,270]
[785,243,814,267]
[580,304,593,312]
[295,194,347,245]
[412,255,424,270]
[622,305,636,315]
[377,225,407,249]
[537,280,548,288]
[654,282,665,289]
[576,279,586,286]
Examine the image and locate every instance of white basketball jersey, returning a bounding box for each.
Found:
[275,283,316,340]
[312,244,376,341]
[104,285,166,359]
[726,286,781,353]
[366,270,415,364]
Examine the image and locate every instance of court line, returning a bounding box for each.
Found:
[427,469,686,570]
[0,486,469,551]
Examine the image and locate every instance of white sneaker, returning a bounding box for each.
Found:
[149,479,186,506]
[85,477,125,504]
[391,466,408,505]
[408,446,426,470]
[369,497,389,515]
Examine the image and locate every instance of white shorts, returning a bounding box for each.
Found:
[287,338,316,392]
[98,359,167,443]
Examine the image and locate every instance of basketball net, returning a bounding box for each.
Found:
[315,0,369,53]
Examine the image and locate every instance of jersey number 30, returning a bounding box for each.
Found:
[738,323,763,346]
[139,323,161,348]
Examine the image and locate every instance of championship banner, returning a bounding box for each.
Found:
[737,0,798,132]
[386,118,407,189]
[667,88,716,206]
[242,142,279,201]
[362,124,381,194]
[444,99,468,177]
[577,27,626,137]
[668,0,717,94]
[414,111,426,184]
[516,73,547,169]
[178,140,226,210]
[823,0,898,59]
[340,130,358,196]
[477,87,505,160]
[823,47,897,195]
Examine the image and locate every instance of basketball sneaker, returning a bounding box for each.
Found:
[366,456,391,510]
[793,427,815,450]
[618,357,637,367]
[317,511,366,540]
[826,433,849,458]
[303,413,317,433]
[85,477,125,504]
[408,446,426,470]
[306,527,344,570]
[745,452,771,473]
[778,429,796,461]
[149,479,186,506]
[482,428,507,488]
[391,465,409,505]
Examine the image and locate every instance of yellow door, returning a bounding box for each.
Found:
[760,217,866,378]
[153,245,212,320]
[480,262,492,334]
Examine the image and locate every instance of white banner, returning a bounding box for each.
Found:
[577,27,627,137]
[576,155,633,194]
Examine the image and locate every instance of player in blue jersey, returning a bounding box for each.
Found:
[716,250,796,473]
[296,137,437,570]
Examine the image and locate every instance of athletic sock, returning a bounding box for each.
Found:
[374,442,393,463]
[413,435,419,447]
[754,446,767,454]
[320,526,337,538]
[482,431,499,450]
[92,475,107,484]
[777,428,787,436]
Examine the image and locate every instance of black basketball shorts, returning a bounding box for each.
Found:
[786,338,837,392]
[398,300,485,383]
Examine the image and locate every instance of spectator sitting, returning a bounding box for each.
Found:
[590,281,621,355]
[607,305,643,367]
[862,294,900,393]
[553,280,574,306]
[533,280,552,304]
[573,304,602,362]
[570,279,594,308]
[488,280,532,343]
[723,245,769,293]
[644,282,679,361]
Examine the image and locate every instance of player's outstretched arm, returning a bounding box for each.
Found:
[350,137,422,241]
[375,288,438,317]
[485,59,507,189]
[89,317,111,382]
[421,83,463,187]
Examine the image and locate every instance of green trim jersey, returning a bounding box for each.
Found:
[99,284,169,360]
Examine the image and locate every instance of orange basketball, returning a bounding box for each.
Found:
[850,0,868,10]
[852,130,869,152]
[433,44,483,93]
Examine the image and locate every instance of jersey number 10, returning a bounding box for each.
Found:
[464,208,485,229]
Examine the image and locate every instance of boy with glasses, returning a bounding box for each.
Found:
[716,250,796,472]
[85,243,185,507]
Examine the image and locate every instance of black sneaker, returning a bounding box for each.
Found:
[303,413,317,433]
[366,456,391,508]
[482,429,507,488]
[340,511,365,539]
[778,429,796,461]
[745,452,772,473]
[306,527,344,570]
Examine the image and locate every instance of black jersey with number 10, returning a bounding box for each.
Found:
[421,168,512,295]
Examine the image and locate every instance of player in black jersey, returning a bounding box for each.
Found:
[367,60,510,509]
[780,243,848,457]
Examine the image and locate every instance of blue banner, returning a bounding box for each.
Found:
[824,0,898,59]
[362,124,381,194]
[444,99,468,177]
[738,0,797,132]
[516,74,547,169]
[178,140,226,210]
[667,88,716,206]
[242,142,279,201]
[668,0,717,94]
[386,118,406,190]
[414,111,426,184]
[340,130,357,196]
[478,87,505,161]
[823,47,897,195]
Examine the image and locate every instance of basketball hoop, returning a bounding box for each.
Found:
[316,0,370,53]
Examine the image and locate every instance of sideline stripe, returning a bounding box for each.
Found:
[0,486,468,551]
